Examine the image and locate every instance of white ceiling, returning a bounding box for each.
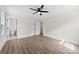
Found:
[5,5,79,17]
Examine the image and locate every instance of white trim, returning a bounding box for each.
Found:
[44,34,79,45]
[17,34,34,39]
[16,33,40,39]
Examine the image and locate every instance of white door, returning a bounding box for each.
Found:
[6,17,17,39]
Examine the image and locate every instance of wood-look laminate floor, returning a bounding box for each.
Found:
[0,35,79,54]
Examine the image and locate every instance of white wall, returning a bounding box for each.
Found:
[6,5,41,38]
[43,5,79,44]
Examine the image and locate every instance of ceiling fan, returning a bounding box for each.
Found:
[30,5,49,16]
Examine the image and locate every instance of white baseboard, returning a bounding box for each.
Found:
[17,34,34,38]
[44,34,79,45]
[17,33,40,39]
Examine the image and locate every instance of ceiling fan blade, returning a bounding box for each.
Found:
[30,8,37,11]
[40,11,49,13]
[40,5,44,9]
[33,12,38,15]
